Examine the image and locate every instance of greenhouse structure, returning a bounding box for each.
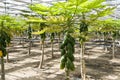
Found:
[1,0,120,80]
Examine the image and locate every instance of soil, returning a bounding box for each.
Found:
[0,39,120,80]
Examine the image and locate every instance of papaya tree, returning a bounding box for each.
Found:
[29,0,115,79]
[49,2,77,80]
[39,22,46,69]
[29,17,65,68]
[26,16,46,68]
[29,4,67,69]
[49,0,114,79]
[91,19,120,59]
[0,21,10,80]
[74,0,115,79]
[0,15,15,80]
[27,23,32,55]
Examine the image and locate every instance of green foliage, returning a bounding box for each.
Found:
[29,4,50,15]
[27,17,46,23]
[90,19,120,32]
[80,0,105,9]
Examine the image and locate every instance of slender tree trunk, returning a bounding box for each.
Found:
[112,39,115,59]
[51,41,54,58]
[22,38,25,48]
[58,33,61,51]
[28,40,31,56]
[103,33,106,51]
[1,56,5,80]
[81,43,86,80]
[39,41,44,69]
[65,68,69,80]
[40,41,42,50]
[19,35,22,44]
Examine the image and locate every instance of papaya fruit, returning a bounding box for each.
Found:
[0,50,3,57]
[66,52,75,62]
[61,49,66,56]
[70,61,75,71]
[60,61,65,69]
[66,58,72,70]
[79,21,88,33]
[60,55,67,69]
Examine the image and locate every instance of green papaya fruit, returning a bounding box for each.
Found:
[66,58,72,70]
[66,43,74,53]
[60,55,67,63]
[66,52,75,62]
[60,61,65,69]
[60,55,67,69]
[61,49,66,56]
[62,35,68,46]
[67,38,75,47]
[70,61,75,71]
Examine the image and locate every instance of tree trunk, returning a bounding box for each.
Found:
[1,56,5,80]
[40,41,42,50]
[58,33,61,51]
[39,41,44,69]
[28,40,31,56]
[65,68,69,80]
[51,41,54,58]
[19,35,22,44]
[22,38,25,48]
[112,39,115,59]
[81,43,86,80]
[6,45,10,63]
[103,33,106,51]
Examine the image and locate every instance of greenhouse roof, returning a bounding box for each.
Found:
[0,0,64,16]
[0,0,119,19]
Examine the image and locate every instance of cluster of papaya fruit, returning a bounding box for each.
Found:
[60,32,75,71]
[0,30,11,57]
[50,33,55,42]
[79,21,88,33]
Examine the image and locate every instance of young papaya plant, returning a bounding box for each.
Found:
[27,18,46,69]
[0,21,11,80]
[0,14,24,80]
[76,1,115,79]
[39,25,46,69]
[79,18,89,80]
[27,24,32,55]
[91,19,120,59]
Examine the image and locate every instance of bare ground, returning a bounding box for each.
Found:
[0,40,120,80]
